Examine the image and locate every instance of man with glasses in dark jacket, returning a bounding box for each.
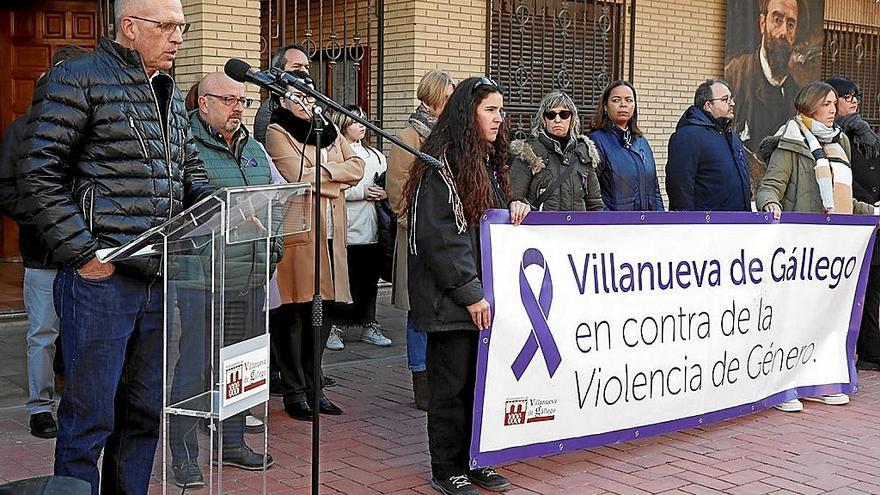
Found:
[17,0,213,493]
[667,79,752,212]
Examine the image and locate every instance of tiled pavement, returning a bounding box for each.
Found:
[0,288,879,494]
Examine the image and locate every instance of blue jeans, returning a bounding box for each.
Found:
[53,268,163,495]
[407,317,427,372]
[24,268,59,415]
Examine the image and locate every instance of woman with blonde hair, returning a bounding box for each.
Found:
[386,69,455,410]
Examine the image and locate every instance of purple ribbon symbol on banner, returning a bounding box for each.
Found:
[511,248,562,381]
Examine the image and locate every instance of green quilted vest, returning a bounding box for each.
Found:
[183,112,276,293]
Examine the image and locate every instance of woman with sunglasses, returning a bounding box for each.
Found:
[826,77,880,372]
[588,81,664,211]
[403,76,529,495]
[264,72,364,421]
[509,90,603,212]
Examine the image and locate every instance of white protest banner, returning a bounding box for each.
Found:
[470,210,877,468]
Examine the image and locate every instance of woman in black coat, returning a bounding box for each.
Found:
[827,77,880,371]
[402,77,529,495]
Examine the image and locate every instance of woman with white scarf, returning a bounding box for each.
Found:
[756,80,874,413]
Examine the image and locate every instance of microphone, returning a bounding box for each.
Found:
[224,58,292,99]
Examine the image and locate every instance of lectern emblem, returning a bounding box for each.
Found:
[225,363,243,399]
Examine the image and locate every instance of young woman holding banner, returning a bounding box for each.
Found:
[756,80,874,413]
[403,77,529,495]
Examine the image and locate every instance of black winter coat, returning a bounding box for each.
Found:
[18,37,214,279]
[0,115,24,218]
[0,115,54,268]
[408,160,506,332]
[839,115,880,265]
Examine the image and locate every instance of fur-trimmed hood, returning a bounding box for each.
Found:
[509,133,601,174]
[757,119,810,164]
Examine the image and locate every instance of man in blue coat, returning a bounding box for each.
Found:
[666,79,752,211]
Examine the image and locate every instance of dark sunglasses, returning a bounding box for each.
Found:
[544,110,573,120]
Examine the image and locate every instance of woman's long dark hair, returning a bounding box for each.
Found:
[402,76,510,225]
[589,80,642,137]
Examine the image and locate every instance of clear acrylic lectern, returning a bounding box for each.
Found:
[95,183,311,494]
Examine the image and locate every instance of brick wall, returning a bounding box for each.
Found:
[629,0,726,198]
[381,0,486,150]
[177,0,263,122]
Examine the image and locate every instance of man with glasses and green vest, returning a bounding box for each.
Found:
[168,72,282,488]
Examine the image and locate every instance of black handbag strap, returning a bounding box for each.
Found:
[533,152,581,208]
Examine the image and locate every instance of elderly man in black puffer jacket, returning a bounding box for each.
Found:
[17,0,213,493]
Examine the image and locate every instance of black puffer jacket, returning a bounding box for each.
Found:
[18,37,214,279]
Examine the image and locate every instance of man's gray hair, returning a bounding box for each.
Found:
[530,90,581,137]
[113,0,139,29]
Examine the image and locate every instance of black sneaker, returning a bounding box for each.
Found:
[857,359,880,371]
[172,460,205,488]
[29,412,58,439]
[430,474,479,495]
[467,467,511,491]
[220,444,275,471]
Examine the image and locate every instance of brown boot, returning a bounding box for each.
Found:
[412,371,429,411]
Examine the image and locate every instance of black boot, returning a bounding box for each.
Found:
[412,371,429,411]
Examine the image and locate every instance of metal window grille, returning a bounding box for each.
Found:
[488,0,627,140]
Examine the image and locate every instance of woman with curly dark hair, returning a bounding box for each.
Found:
[403,76,529,495]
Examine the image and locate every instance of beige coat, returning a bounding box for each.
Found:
[266,123,365,304]
[386,124,426,310]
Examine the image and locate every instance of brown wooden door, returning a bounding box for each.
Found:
[0,1,98,261]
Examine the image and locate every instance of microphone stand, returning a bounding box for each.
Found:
[311,104,323,495]
[272,68,443,169]
[280,77,438,495]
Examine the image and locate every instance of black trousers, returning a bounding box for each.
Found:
[426,330,478,478]
[858,263,880,363]
[332,243,381,326]
[169,288,263,462]
[271,302,330,404]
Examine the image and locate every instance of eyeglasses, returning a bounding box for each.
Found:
[709,95,735,104]
[842,93,862,103]
[291,94,317,104]
[205,94,254,108]
[544,110,573,120]
[128,15,191,35]
[473,76,500,93]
